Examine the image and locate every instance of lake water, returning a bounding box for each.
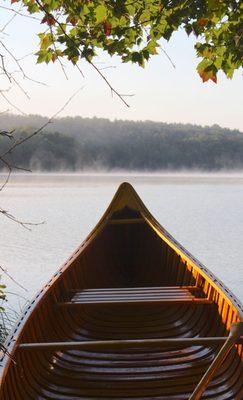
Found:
[0,173,242,319]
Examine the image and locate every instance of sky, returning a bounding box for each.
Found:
[0,4,242,130]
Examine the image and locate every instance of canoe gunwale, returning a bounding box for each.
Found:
[142,212,243,319]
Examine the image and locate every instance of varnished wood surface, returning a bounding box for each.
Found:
[0,182,242,399]
[58,286,212,306]
[18,337,243,351]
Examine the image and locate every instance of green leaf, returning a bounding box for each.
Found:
[145,40,159,55]
[36,50,46,64]
[126,5,136,16]
[95,5,107,23]
[40,33,52,50]
[131,51,144,67]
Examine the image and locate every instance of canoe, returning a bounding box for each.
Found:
[0,182,242,399]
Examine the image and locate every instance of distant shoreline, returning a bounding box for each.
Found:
[1,115,243,171]
[1,171,243,187]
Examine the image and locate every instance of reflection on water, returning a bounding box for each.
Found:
[0,173,242,314]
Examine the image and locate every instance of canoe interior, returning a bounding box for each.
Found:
[0,183,242,399]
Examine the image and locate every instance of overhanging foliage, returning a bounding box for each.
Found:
[11,0,243,83]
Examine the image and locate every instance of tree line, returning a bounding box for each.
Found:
[1,114,243,171]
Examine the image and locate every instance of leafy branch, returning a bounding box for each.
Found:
[5,0,241,85]
[34,0,132,106]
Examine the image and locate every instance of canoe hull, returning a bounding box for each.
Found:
[0,183,242,399]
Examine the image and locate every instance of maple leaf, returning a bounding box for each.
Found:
[103,21,112,36]
[11,0,19,3]
[69,17,78,26]
[199,68,217,83]
[51,53,57,63]
[198,18,208,27]
[41,14,55,26]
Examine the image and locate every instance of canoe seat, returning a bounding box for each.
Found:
[58,286,213,306]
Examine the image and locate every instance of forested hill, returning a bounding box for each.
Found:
[1,114,243,171]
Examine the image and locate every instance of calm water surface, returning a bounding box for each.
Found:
[0,173,242,315]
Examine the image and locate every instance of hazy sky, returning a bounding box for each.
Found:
[0,5,242,130]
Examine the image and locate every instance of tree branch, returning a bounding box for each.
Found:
[0,5,40,22]
[0,88,83,229]
[0,90,27,115]
[0,265,28,293]
[0,207,44,231]
[34,0,131,107]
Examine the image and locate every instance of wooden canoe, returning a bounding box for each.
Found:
[0,182,242,399]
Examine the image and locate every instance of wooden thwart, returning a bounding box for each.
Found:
[18,336,243,351]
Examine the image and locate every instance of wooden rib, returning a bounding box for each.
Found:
[18,336,243,351]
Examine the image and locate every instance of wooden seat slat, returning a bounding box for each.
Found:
[72,296,194,302]
[72,291,194,297]
[70,286,199,293]
[71,296,194,302]
[71,290,197,297]
[59,298,212,306]
[65,286,207,306]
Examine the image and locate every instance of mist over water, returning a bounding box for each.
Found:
[0,172,242,316]
[2,170,243,185]
[1,115,243,172]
